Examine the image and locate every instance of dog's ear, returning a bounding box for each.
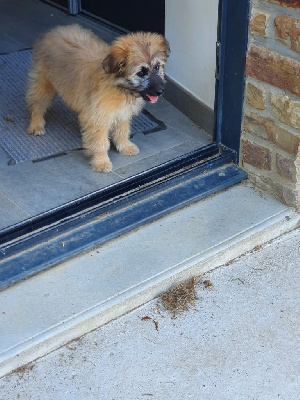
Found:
[153,36,171,60]
[162,37,171,58]
[102,46,127,74]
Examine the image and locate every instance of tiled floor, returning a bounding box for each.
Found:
[0,0,213,231]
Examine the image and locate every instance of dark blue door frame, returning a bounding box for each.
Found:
[0,0,250,289]
[215,0,250,154]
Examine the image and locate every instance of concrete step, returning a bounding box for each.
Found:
[0,183,299,377]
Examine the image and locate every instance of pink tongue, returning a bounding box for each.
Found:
[146,94,159,103]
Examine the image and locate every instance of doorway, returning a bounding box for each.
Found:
[0,0,215,232]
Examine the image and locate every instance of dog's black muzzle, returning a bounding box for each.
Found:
[141,74,165,103]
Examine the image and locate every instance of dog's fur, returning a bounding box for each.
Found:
[26,24,169,172]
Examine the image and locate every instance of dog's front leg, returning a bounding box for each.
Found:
[88,131,112,172]
[91,148,112,173]
[80,116,113,173]
[112,119,140,156]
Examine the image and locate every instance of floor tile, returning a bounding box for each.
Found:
[145,98,213,143]
[0,152,122,215]
[0,192,30,230]
[115,139,204,178]
[0,0,116,51]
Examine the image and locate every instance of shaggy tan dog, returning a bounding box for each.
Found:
[26,24,169,172]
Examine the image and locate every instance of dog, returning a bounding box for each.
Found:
[26,24,170,172]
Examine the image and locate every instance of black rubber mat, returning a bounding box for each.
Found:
[0,50,163,164]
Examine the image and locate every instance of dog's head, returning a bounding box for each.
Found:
[102,32,170,103]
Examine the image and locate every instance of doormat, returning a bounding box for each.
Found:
[0,50,165,164]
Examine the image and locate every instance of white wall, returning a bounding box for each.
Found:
[165,0,219,109]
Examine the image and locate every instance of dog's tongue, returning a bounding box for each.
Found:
[146,94,159,103]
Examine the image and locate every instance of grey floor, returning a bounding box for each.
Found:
[0,0,212,231]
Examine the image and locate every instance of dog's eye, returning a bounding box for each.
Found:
[137,67,149,77]
[153,63,160,70]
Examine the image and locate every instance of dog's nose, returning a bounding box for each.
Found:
[156,88,164,96]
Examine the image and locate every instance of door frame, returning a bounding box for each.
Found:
[0,0,250,289]
[215,0,250,154]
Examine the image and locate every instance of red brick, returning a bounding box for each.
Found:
[270,93,300,129]
[250,10,269,37]
[242,139,272,170]
[264,0,300,7]
[276,153,297,181]
[246,45,300,96]
[246,82,266,109]
[274,15,300,53]
[248,173,299,208]
[243,111,300,155]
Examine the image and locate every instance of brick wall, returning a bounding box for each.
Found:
[241,0,300,209]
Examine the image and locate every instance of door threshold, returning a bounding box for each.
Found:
[0,145,246,290]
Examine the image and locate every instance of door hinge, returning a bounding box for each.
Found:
[215,41,221,80]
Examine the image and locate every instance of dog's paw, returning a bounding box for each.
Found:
[120,143,140,156]
[92,158,113,173]
[27,124,45,136]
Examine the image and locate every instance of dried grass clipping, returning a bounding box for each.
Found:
[160,277,201,317]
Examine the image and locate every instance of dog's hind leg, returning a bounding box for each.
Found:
[26,69,56,136]
[111,119,140,156]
